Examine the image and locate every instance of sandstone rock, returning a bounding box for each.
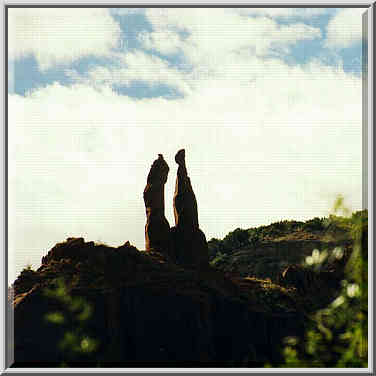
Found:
[172,149,208,269]
[171,227,208,270]
[12,238,305,367]
[143,154,173,258]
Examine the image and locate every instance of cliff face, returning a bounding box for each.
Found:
[12,237,311,367]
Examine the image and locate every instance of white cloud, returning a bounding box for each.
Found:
[86,51,192,95]
[138,29,184,55]
[110,8,144,16]
[8,8,121,69]
[325,8,365,49]
[236,8,329,19]
[141,8,321,72]
[66,9,322,95]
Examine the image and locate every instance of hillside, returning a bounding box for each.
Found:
[10,210,367,367]
[12,238,304,367]
[208,214,357,283]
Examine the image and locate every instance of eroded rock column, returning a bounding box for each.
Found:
[143,154,172,257]
[172,149,209,269]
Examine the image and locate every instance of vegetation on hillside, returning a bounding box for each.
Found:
[208,211,362,262]
[11,195,368,368]
[207,198,368,367]
[278,201,368,367]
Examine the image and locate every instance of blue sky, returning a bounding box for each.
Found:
[9,8,363,97]
[8,7,366,283]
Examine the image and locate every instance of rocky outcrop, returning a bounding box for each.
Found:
[10,151,362,367]
[143,154,172,258]
[172,149,209,269]
[143,150,208,269]
[11,237,307,367]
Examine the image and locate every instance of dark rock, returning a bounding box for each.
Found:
[143,154,173,258]
[171,226,208,270]
[12,239,305,367]
[172,149,209,269]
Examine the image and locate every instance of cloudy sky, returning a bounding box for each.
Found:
[8,7,366,283]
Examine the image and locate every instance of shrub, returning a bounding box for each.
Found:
[222,228,250,252]
[303,217,325,232]
[44,278,99,365]
[208,238,225,260]
[209,251,228,267]
[279,206,368,367]
[247,228,260,246]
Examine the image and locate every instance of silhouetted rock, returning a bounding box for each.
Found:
[171,226,208,269]
[172,149,209,269]
[173,149,199,230]
[12,237,307,367]
[143,154,173,258]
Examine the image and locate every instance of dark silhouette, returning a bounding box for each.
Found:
[143,150,208,268]
[171,149,209,269]
[173,149,199,229]
[143,154,172,258]
[12,237,306,366]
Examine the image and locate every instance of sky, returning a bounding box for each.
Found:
[8,7,367,284]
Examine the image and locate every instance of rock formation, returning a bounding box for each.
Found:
[12,237,306,367]
[172,149,209,269]
[9,151,364,367]
[143,154,172,258]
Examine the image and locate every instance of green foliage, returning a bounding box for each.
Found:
[208,238,224,260]
[302,217,325,232]
[247,228,260,246]
[254,220,305,240]
[223,228,250,251]
[303,247,336,273]
[280,204,368,367]
[332,195,351,217]
[44,278,99,364]
[209,251,228,266]
[208,214,353,262]
[208,209,363,266]
[45,312,65,325]
[208,228,251,258]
